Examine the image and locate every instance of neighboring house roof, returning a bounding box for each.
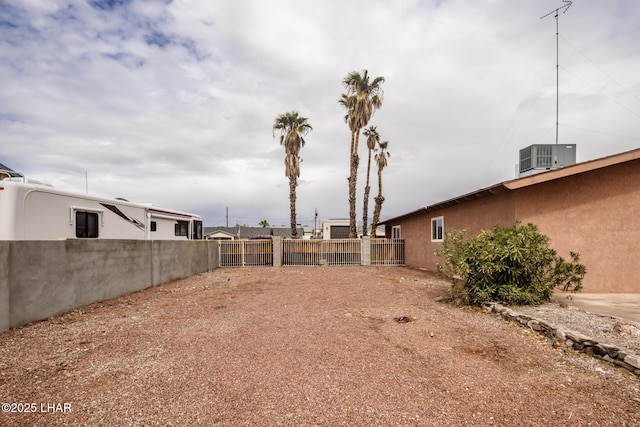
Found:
[382,147,640,224]
[0,162,13,171]
[203,226,304,239]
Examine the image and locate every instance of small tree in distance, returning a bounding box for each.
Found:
[435,222,586,306]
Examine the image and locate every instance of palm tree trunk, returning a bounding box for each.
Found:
[362,148,373,236]
[349,130,361,238]
[371,169,384,237]
[289,176,298,238]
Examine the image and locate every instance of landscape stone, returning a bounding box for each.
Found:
[624,355,640,369]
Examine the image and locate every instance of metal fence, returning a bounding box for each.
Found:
[371,239,405,266]
[219,238,404,267]
[219,240,273,267]
[282,239,361,266]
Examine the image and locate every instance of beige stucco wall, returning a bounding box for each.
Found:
[392,194,516,272]
[514,160,640,292]
[388,158,640,293]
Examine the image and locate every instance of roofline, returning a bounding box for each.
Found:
[504,146,640,190]
[381,147,640,225]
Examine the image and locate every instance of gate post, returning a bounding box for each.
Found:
[272,236,282,267]
[361,236,371,266]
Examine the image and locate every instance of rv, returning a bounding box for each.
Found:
[0,169,203,241]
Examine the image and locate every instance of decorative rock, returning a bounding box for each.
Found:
[486,302,639,377]
[527,320,542,331]
[591,345,608,357]
[598,342,620,353]
[613,321,640,337]
[624,355,640,369]
[518,317,529,325]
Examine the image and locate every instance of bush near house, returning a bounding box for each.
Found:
[435,222,586,306]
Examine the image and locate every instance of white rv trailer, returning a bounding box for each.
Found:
[0,170,203,241]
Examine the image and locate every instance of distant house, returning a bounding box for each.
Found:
[322,219,350,239]
[204,226,304,240]
[321,219,386,239]
[381,148,640,293]
[205,229,237,240]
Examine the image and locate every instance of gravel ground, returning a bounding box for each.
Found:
[0,266,639,426]
[515,301,640,354]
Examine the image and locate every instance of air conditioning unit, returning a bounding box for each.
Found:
[518,144,576,177]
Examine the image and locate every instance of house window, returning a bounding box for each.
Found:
[175,220,188,237]
[392,225,401,239]
[431,217,444,242]
[150,221,157,232]
[76,211,99,238]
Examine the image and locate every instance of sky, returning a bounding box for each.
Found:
[1,0,639,228]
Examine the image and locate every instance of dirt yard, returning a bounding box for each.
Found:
[1,266,638,426]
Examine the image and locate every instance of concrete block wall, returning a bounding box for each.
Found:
[0,240,220,332]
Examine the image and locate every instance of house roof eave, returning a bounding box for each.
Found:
[381,147,640,226]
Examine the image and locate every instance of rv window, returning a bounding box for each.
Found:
[150,221,157,232]
[193,221,203,240]
[76,212,99,238]
[175,220,188,237]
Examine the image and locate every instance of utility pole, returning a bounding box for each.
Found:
[313,208,318,238]
[226,206,228,227]
[541,0,572,145]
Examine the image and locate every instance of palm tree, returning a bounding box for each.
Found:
[258,220,270,228]
[362,125,380,236]
[272,111,312,238]
[371,140,390,237]
[340,70,385,238]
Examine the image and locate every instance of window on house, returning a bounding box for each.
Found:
[392,225,401,239]
[150,221,157,232]
[76,211,99,238]
[431,217,444,242]
[175,220,188,237]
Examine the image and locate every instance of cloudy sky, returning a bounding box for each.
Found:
[1,0,639,228]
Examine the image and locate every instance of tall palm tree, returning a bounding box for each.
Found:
[362,125,380,236]
[371,140,390,237]
[340,70,385,238]
[272,111,312,238]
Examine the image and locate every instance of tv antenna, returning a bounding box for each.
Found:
[541,0,572,145]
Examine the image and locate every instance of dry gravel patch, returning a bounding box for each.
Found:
[0,266,639,426]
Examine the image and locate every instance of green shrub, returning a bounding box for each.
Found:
[435,222,585,306]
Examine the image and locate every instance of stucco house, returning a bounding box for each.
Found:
[382,148,640,293]
[204,226,304,240]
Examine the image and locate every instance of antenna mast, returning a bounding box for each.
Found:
[541,0,572,145]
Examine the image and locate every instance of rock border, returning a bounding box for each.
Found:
[486,303,640,377]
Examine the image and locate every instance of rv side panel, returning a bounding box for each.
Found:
[23,190,147,240]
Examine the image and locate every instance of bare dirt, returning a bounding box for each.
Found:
[1,266,639,426]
